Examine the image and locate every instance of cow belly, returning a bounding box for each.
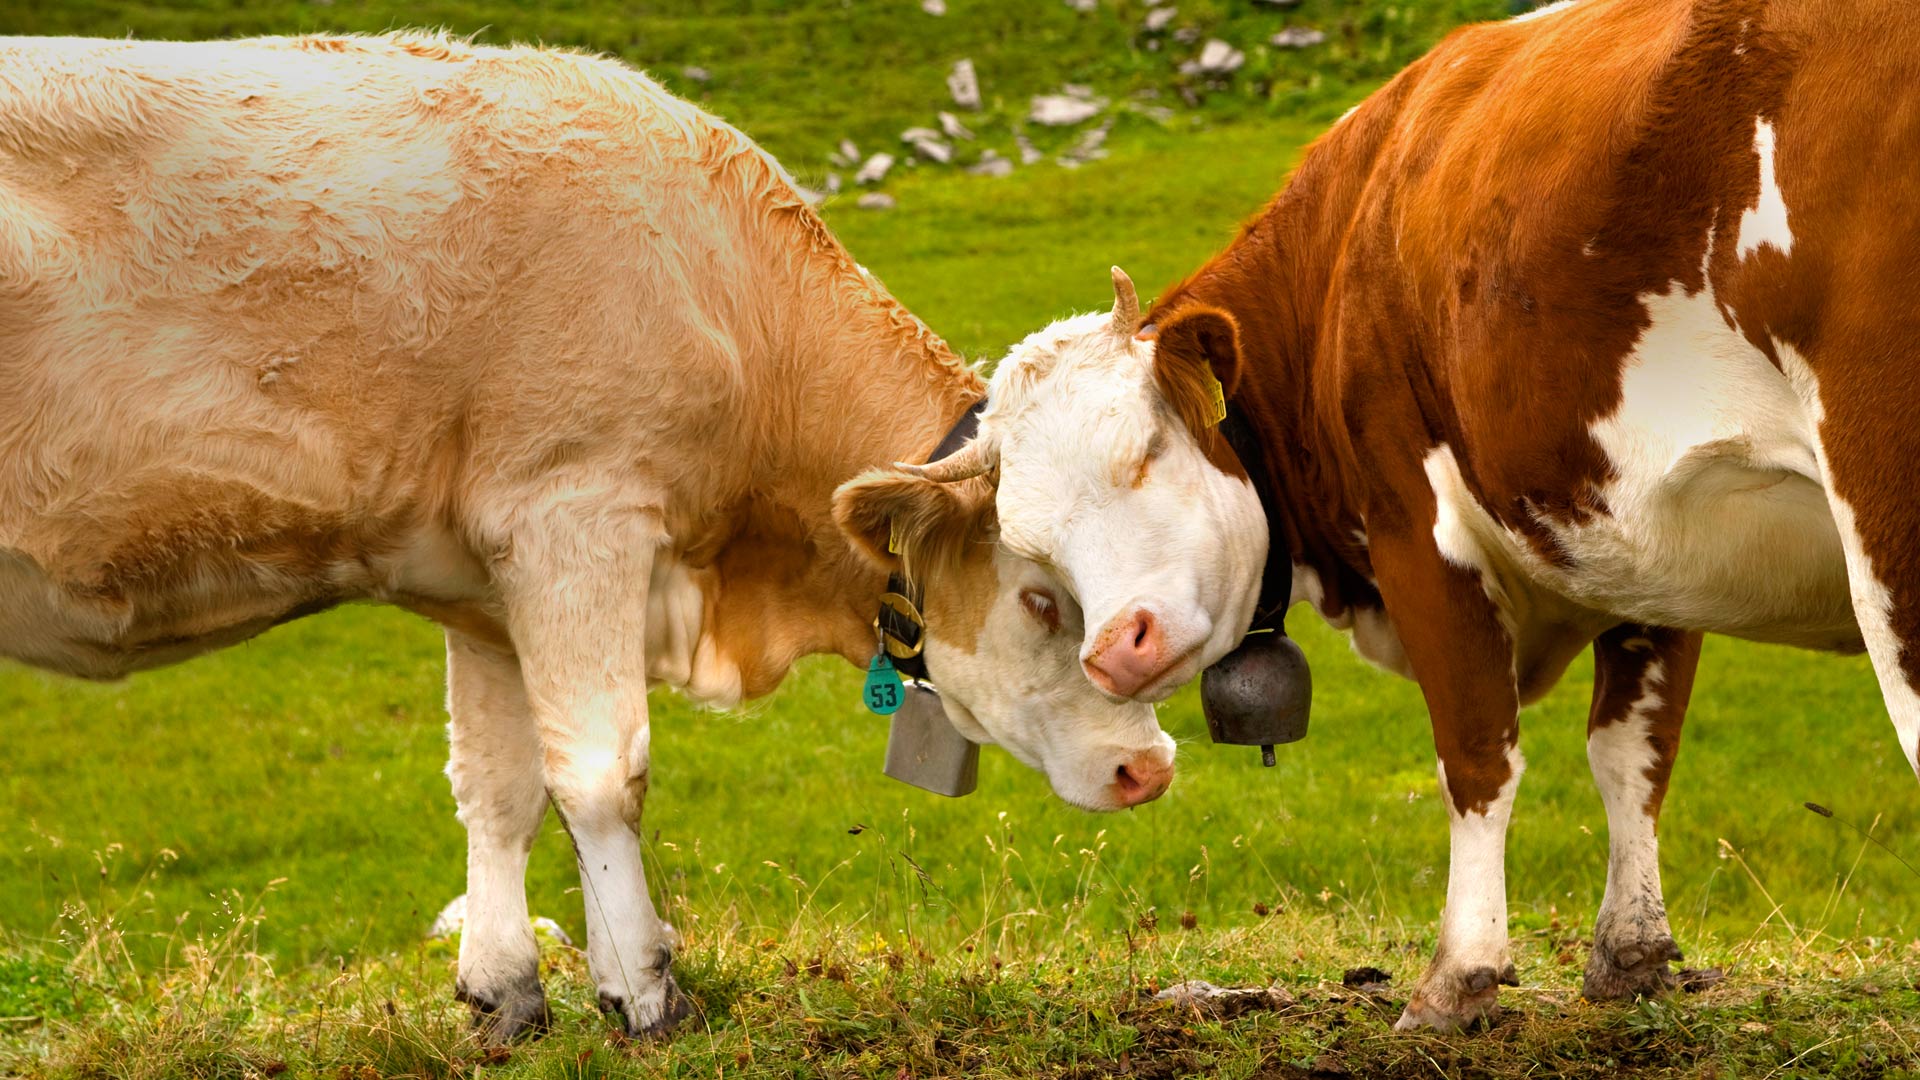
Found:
[1427,445,1860,655]
[0,522,496,680]
[1553,458,1860,651]
[0,548,345,679]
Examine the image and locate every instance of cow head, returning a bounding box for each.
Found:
[834,470,1175,811]
[890,268,1268,703]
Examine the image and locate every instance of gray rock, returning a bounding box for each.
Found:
[1065,0,1097,9]
[1270,27,1327,48]
[1015,133,1043,165]
[825,172,843,194]
[938,111,975,141]
[901,129,952,163]
[1151,980,1296,1016]
[857,192,897,211]
[1061,121,1111,164]
[1192,39,1245,75]
[968,154,1014,178]
[1062,83,1097,100]
[922,0,946,13]
[530,917,573,947]
[681,65,711,83]
[1030,94,1104,126]
[948,58,982,111]
[429,894,467,938]
[1173,26,1200,43]
[854,152,895,185]
[429,894,574,947]
[838,138,860,163]
[1144,7,1177,31]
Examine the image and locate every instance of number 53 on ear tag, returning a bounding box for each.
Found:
[864,652,904,715]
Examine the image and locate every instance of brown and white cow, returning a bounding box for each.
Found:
[911,0,1918,1032]
[0,34,1175,1040]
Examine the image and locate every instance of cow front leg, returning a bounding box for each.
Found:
[1583,624,1698,1001]
[445,629,552,1042]
[1368,524,1522,1033]
[495,507,692,1037]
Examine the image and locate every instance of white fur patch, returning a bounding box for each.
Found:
[980,304,1268,697]
[1436,746,1525,970]
[1588,659,1669,940]
[1736,120,1794,260]
[1511,0,1580,23]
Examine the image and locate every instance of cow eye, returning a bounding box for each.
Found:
[1018,588,1061,634]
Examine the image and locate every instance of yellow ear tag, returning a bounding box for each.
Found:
[888,519,904,556]
[1205,371,1228,426]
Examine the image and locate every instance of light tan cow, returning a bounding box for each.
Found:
[0,33,1174,1039]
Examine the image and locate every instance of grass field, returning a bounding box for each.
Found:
[4,2,1920,1077]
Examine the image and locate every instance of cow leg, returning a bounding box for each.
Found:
[493,506,693,1037]
[1368,525,1523,1033]
[444,629,552,1042]
[1582,625,1699,1001]
[1813,445,1920,785]
[1747,338,1920,780]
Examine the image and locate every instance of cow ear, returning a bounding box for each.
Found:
[833,469,985,574]
[1151,305,1243,436]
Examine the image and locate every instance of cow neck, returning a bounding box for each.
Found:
[720,215,986,684]
[1149,105,1406,625]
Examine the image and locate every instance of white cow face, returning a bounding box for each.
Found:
[894,270,1268,703]
[834,472,1175,811]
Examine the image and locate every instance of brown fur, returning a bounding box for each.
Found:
[832,472,998,653]
[0,33,986,697]
[1142,0,1916,812]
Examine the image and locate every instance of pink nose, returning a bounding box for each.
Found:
[1112,751,1174,807]
[1085,608,1172,697]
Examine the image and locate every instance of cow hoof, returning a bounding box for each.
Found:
[1392,963,1516,1033]
[598,971,697,1038]
[455,978,551,1044]
[1583,934,1682,1001]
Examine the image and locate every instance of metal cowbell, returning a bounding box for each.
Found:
[1200,631,1312,766]
[883,684,980,796]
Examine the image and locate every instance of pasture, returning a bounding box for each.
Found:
[3,1,1919,1076]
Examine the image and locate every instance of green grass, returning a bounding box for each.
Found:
[0,0,1513,170]
[5,0,1920,1076]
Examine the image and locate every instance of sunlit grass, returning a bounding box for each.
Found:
[4,0,1920,1074]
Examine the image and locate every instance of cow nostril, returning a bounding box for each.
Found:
[1131,611,1154,649]
[1116,763,1141,790]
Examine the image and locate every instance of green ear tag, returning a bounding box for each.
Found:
[864,652,905,715]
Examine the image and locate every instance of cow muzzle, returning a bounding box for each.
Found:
[1082,606,1206,700]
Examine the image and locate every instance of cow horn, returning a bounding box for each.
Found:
[1110,265,1140,336]
[893,438,994,483]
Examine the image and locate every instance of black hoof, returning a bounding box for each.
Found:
[1394,964,1511,1032]
[1583,934,1682,1001]
[598,973,697,1038]
[455,979,552,1044]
